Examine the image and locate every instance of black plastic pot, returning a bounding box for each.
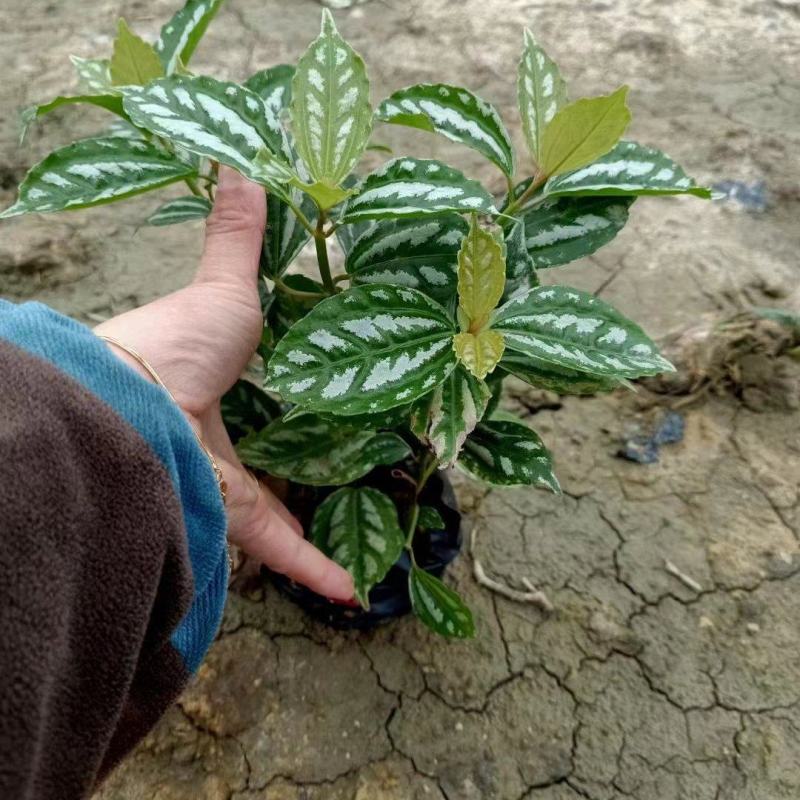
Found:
[267,467,463,630]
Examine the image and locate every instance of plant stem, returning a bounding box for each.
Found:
[274,276,326,300]
[314,211,336,294]
[333,273,350,284]
[286,198,316,236]
[503,170,548,217]
[404,450,440,558]
[184,177,203,198]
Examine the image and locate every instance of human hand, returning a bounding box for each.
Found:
[95,168,354,602]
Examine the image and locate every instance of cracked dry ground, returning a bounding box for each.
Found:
[1,1,799,798]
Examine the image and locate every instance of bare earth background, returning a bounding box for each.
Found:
[2,1,800,798]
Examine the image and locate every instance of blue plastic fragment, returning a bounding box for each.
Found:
[711,180,767,212]
[618,411,685,464]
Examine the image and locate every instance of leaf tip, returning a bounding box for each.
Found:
[320,7,338,35]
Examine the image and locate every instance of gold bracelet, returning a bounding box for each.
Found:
[97,334,227,504]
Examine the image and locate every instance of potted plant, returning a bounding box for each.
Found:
[1,0,709,638]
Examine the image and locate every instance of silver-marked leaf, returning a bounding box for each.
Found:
[336,219,375,256]
[220,378,282,444]
[521,195,633,268]
[265,284,458,415]
[376,83,514,176]
[312,487,405,608]
[121,76,292,184]
[244,64,295,116]
[517,28,567,167]
[459,419,559,491]
[261,187,316,278]
[236,413,410,486]
[502,218,540,300]
[146,195,212,226]
[105,119,146,139]
[409,567,475,639]
[491,285,674,379]
[410,364,490,467]
[417,506,445,531]
[20,95,127,144]
[0,137,195,219]
[500,352,621,395]
[342,157,497,222]
[71,56,116,95]
[346,215,468,306]
[544,141,712,199]
[156,0,225,74]
[291,9,372,186]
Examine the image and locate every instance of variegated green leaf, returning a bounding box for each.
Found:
[410,364,490,467]
[0,137,195,219]
[502,218,540,300]
[520,196,633,268]
[312,487,405,608]
[236,413,410,486]
[540,86,631,178]
[291,9,372,186]
[336,218,375,256]
[376,83,514,176]
[345,215,468,306]
[500,352,621,395]
[265,284,458,415]
[409,567,475,639]
[544,141,711,199]
[417,506,445,531]
[121,76,292,184]
[491,285,674,379]
[517,28,567,167]
[221,379,282,443]
[245,64,295,116]
[146,195,212,226]
[71,56,116,95]
[110,19,165,87]
[453,329,505,380]
[156,0,225,75]
[459,419,559,491]
[261,188,316,278]
[457,216,506,330]
[341,157,497,222]
[20,95,127,144]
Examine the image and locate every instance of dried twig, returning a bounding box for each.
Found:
[470,527,554,612]
[664,559,703,593]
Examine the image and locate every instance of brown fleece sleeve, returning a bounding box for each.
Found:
[0,339,194,799]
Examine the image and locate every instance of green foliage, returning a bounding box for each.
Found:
[409,567,475,638]
[312,487,405,607]
[291,10,372,191]
[517,29,567,168]
[342,158,496,222]
[0,138,195,218]
[146,195,212,226]
[539,86,631,177]
[265,284,458,414]
[156,0,225,74]
[459,419,560,491]
[236,413,410,485]
[1,3,711,638]
[376,83,514,176]
[345,215,468,308]
[110,19,165,86]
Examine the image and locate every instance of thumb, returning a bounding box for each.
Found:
[195,166,266,287]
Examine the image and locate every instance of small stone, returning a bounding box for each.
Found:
[746,622,760,634]
[699,616,715,628]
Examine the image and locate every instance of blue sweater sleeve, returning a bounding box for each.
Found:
[0,300,228,672]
